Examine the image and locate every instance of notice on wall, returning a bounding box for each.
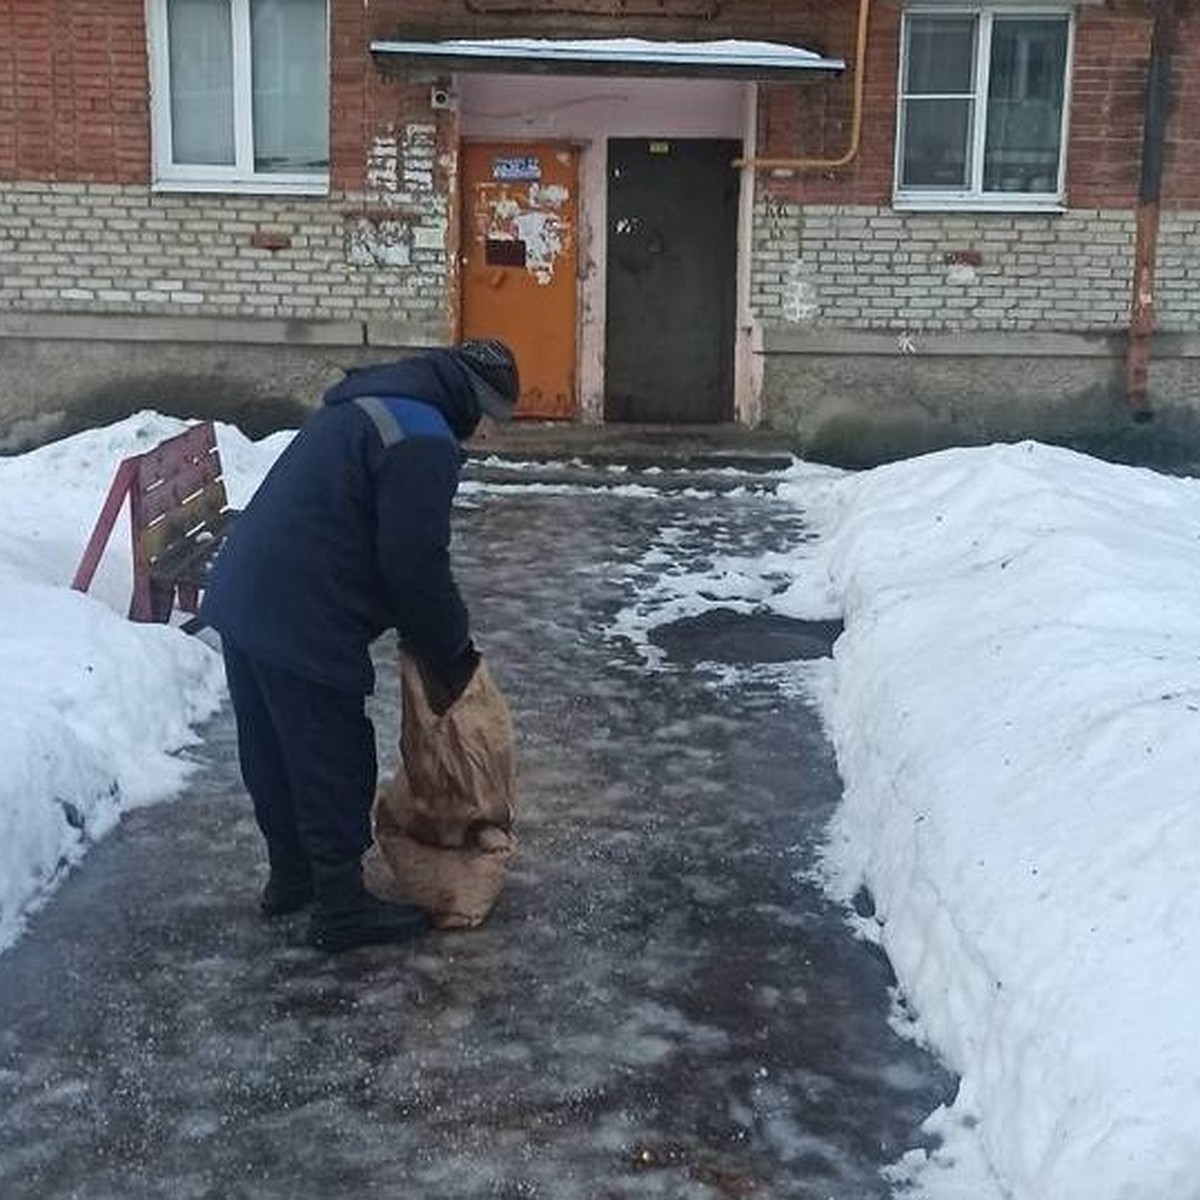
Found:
[493,155,541,182]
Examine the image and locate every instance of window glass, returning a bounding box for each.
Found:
[905,16,977,95]
[168,0,235,165]
[897,9,1070,202]
[984,17,1069,193]
[901,98,973,189]
[250,0,329,173]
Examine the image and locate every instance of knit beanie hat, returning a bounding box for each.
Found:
[451,339,520,421]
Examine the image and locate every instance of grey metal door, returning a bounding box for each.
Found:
[605,138,740,424]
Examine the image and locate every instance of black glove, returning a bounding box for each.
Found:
[416,642,481,716]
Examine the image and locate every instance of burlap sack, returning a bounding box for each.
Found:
[365,650,516,929]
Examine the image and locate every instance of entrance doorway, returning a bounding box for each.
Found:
[605,138,740,423]
[460,141,580,419]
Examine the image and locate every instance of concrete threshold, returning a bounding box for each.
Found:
[465,421,797,473]
[463,461,783,494]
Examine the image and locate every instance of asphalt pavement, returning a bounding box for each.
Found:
[0,462,955,1200]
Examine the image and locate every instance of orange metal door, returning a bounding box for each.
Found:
[460,142,578,420]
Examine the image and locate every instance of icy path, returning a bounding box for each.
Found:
[0,479,953,1199]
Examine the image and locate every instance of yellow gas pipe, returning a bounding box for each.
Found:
[734,0,872,173]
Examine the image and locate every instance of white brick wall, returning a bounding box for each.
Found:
[751,203,1200,334]
[0,134,450,325]
[1155,214,1200,330]
[11,177,1199,340]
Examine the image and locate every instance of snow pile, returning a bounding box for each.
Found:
[780,442,1200,1200]
[5,410,1200,1200]
[0,413,285,954]
[608,440,1200,1200]
[433,38,832,67]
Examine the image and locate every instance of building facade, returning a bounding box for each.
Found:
[1,0,1196,464]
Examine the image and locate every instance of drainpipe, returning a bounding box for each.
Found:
[733,0,871,172]
[1126,0,1178,423]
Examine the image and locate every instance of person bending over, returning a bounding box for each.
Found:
[200,340,519,953]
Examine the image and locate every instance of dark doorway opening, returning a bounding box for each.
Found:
[605,138,740,424]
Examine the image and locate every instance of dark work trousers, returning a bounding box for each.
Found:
[220,639,377,870]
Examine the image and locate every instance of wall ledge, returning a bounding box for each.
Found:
[762,328,1133,358]
[0,312,445,349]
[764,328,1200,359]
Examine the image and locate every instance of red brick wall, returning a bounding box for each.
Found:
[3,0,1198,210]
[337,0,842,193]
[330,1,370,191]
[355,0,834,42]
[1161,8,1200,207]
[0,0,150,183]
[754,1,1200,213]
[1067,7,1149,209]
[330,2,456,194]
[755,1,898,205]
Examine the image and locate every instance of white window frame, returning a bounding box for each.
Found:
[894,4,1074,212]
[146,0,330,195]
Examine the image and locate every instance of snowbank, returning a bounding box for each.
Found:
[780,442,1200,1200]
[0,413,286,954]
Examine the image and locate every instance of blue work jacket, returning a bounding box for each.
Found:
[200,352,481,693]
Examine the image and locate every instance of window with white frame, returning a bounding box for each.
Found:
[148,0,329,192]
[896,8,1072,207]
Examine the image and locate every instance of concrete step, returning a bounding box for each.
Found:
[463,461,783,494]
[465,421,796,476]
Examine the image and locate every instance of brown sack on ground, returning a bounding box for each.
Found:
[365,649,516,929]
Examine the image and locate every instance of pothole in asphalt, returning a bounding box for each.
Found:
[648,607,844,665]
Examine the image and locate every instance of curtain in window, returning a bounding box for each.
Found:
[984,18,1069,193]
[900,16,977,190]
[251,0,329,173]
[168,0,235,166]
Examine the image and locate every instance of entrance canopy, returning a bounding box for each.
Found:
[370,37,844,81]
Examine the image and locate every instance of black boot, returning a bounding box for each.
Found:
[259,843,314,918]
[260,868,314,917]
[308,858,430,953]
